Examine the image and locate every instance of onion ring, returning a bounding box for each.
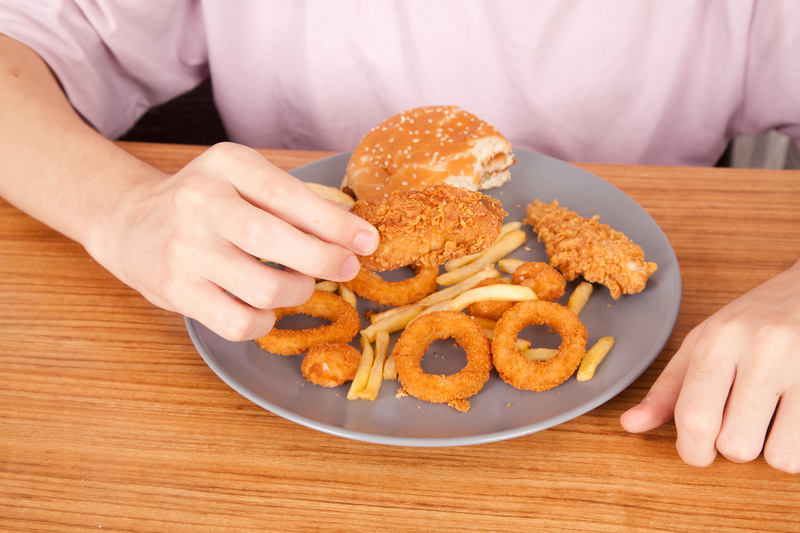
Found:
[465,278,515,321]
[492,300,587,392]
[344,264,439,307]
[301,342,361,387]
[255,290,361,356]
[393,311,492,411]
[511,261,566,301]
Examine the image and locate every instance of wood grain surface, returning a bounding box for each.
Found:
[1,142,799,532]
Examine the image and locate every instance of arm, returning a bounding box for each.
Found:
[0,34,378,340]
[621,259,800,473]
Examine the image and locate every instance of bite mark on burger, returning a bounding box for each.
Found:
[342,106,515,202]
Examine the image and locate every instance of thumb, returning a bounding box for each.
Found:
[619,325,702,433]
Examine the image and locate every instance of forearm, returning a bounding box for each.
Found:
[0,34,163,253]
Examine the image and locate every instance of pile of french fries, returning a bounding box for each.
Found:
[312,214,616,402]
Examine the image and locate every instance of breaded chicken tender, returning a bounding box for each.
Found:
[524,200,657,299]
[353,183,506,272]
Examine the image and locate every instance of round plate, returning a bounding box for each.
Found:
[185,149,681,446]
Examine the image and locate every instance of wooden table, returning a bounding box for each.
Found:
[2,142,799,532]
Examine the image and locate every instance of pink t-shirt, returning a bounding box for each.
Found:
[1,0,799,166]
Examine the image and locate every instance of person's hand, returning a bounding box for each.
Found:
[620,260,800,473]
[87,143,378,341]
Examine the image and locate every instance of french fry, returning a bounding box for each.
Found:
[443,221,523,271]
[567,282,593,316]
[306,182,355,209]
[358,331,390,400]
[338,282,358,308]
[437,284,537,313]
[347,337,375,400]
[522,348,559,361]
[470,316,497,330]
[383,351,398,381]
[577,337,615,381]
[368,268,500,324]
[516,339,532,352]
[361,305,424,343]
[442,251,483,272]
[315,280,339,292]
[436,229,527,286]
[497,257,526,275]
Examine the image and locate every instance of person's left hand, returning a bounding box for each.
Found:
[620,260,800,473]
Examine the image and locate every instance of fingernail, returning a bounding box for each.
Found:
[352,230,377,255]
[338,255,360,279]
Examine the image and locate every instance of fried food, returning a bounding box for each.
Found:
[353,183,506,272]
[394,311,493,412]
[435,229,526,285]
[444,221,522,272]
[369,268,500,325]
[524,199,657,299]
[492,300,587,392]
[511,261,566,301]
[465,279,515,321]
[567,281,593,315]
[348,336,375,400]
[357,331,390,400]
[255,290,361,356]
[576,337,615,381]
[344,264,439,307]
[429,283,536,315]
[301,342,361,387]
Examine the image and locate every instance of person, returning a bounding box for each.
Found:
[0,1,798,473]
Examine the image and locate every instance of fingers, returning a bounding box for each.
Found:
[201,245,317,310]
[671,324,738,467]
[715,358,783,464]
[199,143,379,255]
[204,192,362,281]
[182,281,279,342]
[620,323,709,434]
[764,387,800,474]
[619,333,695,433]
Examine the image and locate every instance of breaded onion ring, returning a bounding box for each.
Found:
[255,290,360,356]
[301,342,361,387]
[465,278,515,321]
[492,300,587,392]
[511,261,566,301]
[344,264,439,307]
[394,311,492,411]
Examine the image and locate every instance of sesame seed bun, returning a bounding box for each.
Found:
[342,106,515,201]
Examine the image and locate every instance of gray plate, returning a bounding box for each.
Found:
[185,149,681,446]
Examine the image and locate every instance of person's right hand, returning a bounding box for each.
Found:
[87,142,379,341]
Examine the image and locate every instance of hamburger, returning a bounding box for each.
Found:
[342,106,515,201]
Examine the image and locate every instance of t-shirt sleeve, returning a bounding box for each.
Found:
[739,0,800,152]
[0,0,209,138]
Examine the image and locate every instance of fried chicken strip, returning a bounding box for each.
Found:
[353,183,506,272]
[524,199,657,299]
